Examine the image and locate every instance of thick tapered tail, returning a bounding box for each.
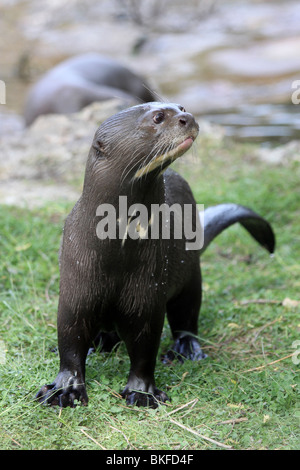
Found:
[200,203,275,255]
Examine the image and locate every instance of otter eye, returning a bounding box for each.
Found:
[179,106,186,112]
[153,112,165,124]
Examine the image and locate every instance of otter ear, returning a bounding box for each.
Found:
[92,139,106,158]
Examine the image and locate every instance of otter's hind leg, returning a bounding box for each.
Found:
[164,264,206,362]
[91,331,120,353]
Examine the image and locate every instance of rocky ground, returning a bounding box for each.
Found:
[0,101,121,208]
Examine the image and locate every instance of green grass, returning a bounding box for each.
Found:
[0,138,299,450]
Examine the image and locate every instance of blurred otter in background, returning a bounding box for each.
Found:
[24,53,156,126]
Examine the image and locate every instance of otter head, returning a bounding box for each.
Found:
[90,102,199,182]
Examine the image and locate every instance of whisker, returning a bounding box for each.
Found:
[142,84,166,104]
[120,149,142,185]
[120,152,139,185]
[132,139,170,181]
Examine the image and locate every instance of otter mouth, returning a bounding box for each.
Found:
[166,136,194,158]
[134,136,195,179]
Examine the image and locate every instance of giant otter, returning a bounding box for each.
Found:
[24,53,156,126]
[36,102,275,408]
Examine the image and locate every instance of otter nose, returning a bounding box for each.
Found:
[178,112,195,127]
[178,112,199,133]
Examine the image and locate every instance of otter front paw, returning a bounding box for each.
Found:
[121,387,169,408]
[36,371,88,408]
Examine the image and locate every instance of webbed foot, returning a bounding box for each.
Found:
[36,371,88,407]
[121,386,169,408]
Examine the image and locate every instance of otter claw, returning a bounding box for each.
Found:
[36,372,88,407]
[121,388,169,408]
[163,335,207,364]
